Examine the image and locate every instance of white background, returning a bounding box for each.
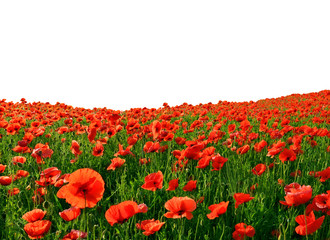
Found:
[0,1,329,110]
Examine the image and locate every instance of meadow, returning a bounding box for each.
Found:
[0,90,329,239]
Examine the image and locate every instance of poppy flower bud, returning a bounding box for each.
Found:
[138,203,148,213]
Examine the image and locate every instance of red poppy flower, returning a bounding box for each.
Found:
[24,220,51,239]
[290,170,301,177]
[15,170,29,179]
[59,207,81,221]
[12,156,26,165]
[143,141,160,153]
[232,223,255,240]
[87,127,97,143]
[57,168,105,208]
[141,171,163,191]
[18,139,29,147]
[8,187,20,196]
[279,148,296,163]
[196,156,211,169]
[166,178,179,191]
[107,157,125,171]
[22,209,47,223]
[250,183,258,191]
[251,163,266,176]
[127,134,138,146]
[184,143,204,160]
[114,144,135,157]
[175,137,186,145]
[237,145,250,155]
[211,154,228,171]
[62,229,88,240]
[62,229,87,240]
[92,142,104,157]
[206,201,229,219]
[267,140,286,157]
[151,120,161,140]
[0,176,13,186]
[31,143,53,164]
[136,219,165,236]
[280,184,312,207]
[164,196,196,220]
[315,167,330,182]
[228,124,236,133]
[137,203,148,213]
[35,167,61,186]
[234,193,254,208]
[71,140,82,156]
[283,182,301,193]
[139,158,150,165]
[0,164,6,173]
[295,211,325,236]
[310,191,330,215]
[105,201,140,226]
[182,180,197,192]
[254,140,267,152]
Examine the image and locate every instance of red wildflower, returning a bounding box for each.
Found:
[127,134,138,146]
[12,156,26,165]
[24,220,51,239]
[87,127,97,143]
[139,158,150,165]
[16,170,29,179]
[237,145,250,155]
[35,167,61,187]
[175,137,186,145]
[279,148,296,163]
[8,187,20,196]
[151,120,161,140]
[228,124,236,133]
[0,176,13,186]
[114,144,135,157]
[136,219,165,236]
[267,140,286,156]
[0,164,6,173]
[59,207,81,221]
[184,143,204,160]
[295,211,325,236]
[22,209,51,239]
[280,184,312,207]
[166,178,179,191]
[107,157,125,171]
[143,141,160,153]
[206,201,229,220]
[182,180,197,192]
[92,142,104,157]
[62,229,87,240]
[254,140,267,152]
[251,163,266,176]
[22,209,47,223]
[310,191,330,215]
[196,156,211,169]
[57,168,105,208]
[211,154,228,171]
[141,171,163,191]
[137,203,148,213]
[234,193,254,208]
[105,201,140,226]
[71,140,82,156]
[316,167,330,182]
[232,223,255,240]
[290,170,301,177]
[164,196,196,220]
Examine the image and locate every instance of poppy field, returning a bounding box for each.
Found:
[0,90,329,239]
